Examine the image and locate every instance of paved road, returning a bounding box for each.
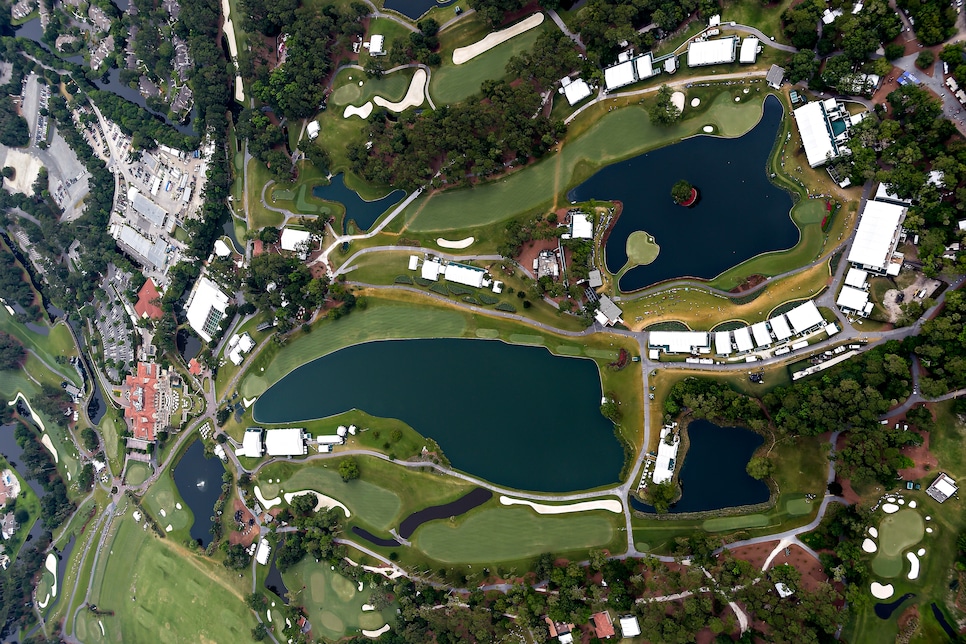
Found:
[547,9,584,49]
[893,52,966,135]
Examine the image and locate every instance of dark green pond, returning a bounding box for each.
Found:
[631,420,769,514]
[311,174,405,233]
[569,95,796,291]
[253,338,624,492]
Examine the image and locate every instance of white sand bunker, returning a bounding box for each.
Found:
[363,624,391,638]
[499,495,622,514]
[284,490,351,517]
[175,503,182,510]
[12,393,46,431]
[868,527,878,538]
[363,603,375,611]
[671,91,685,113]
[374,69,426,112]
[882,503,899,514]
[862,538,877,553]
[690,98,700,107]
[254,485,281,508]
[917,548,926,556]
[165,524,173,532]
[453,13,544,64]
[871,582,894,599]
[909,500,917,508]
[243,397,257,408]
[899,499,906,505]
[926,516,931,521]
[906,552,920,580]
[344,102,374,119]
[436,236,475,249]
[703,125,714,133]
[45,553,58,597]
[41,434,58,463]
[887,497,895,502]
[926,527,934,533]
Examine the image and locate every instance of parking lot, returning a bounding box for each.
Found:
[93,267,136,383]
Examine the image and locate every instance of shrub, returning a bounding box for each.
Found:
[495,302,517,312]
[394,275,414,284]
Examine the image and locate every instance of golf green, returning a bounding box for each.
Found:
[625,230,660,266]
[871,509,924,578]
[412,506,615,562]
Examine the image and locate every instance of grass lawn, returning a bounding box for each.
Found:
[625,230,661,267]
[721,0,796,44]
[124,461,151,486]
[871,508,924,578]
[246,158,285,230]
[257,455,472,533]
[99,408,125,477]
[702,514,770,531]
[430,18,550,105]
[281,558,396,640]
[329,66,416,109]
[141,472,194,541]
[412,503,620,563]
[403,89,771,233]
[0,307,81,386]
[79,506,256,644]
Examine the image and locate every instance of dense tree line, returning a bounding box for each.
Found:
[88,90,197,150]
[387,19,442,68]
[505,31,582,93]
[0,94,29,147]
[127,0,177,85]
[13,422,75,530]
[274,503,343,572]
[235,108,290,180]
[908,288,966,396]
[0,331,25,370]
[467,0,527,27]
[0,533,51,638]
[349,80,564,191]
[239,0,298,37]
[250,3,367,118]
[897,0,957,45]
[244,253,328,325]
[0,243,41,315]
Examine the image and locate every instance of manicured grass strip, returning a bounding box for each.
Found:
[555,345,582,356]
[585,348,619,360]
[141,473,194,538]
[282,558,396,640]
[330,67,415,107]
[475,328,500,338]
[785,497,813,516]
[124,461,150,486]
[625,230,660,266]
[702,514,770,532]
[508,333,544,345]
[88,508,255,643]
[412,506,615,563]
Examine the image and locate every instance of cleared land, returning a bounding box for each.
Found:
[282,558,396,640]
[413,505,617,563]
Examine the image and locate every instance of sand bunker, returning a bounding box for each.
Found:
[906,552,920,579]
[254,485,281,508]
[453,13,544,64]
[374,69,426,112]
[703,125,714,133]
[283,490,351,517]
[691,98,701,107]
[362,604,375,611]
[235,74,245,103]
[869,527,878,538]
[41,434,58,463]
[165,524,173,532]
[882,503,899,514]
[926,527,934,533]
[1,149,43,196]
[499,495,622,514]
[909,500,917,508]
[37,592,50,608]
[870,582,894,599]
[12,392,46,431]
[243,397,257,408]
[862,538,877,553]
[671,91,685,113]
[45,553,57,597]
[917,548,926,556]
[363,625,391,638]
[436,237,475,249]
[344,102,374,119]
[266,610,272,623]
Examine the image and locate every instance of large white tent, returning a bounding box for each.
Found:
[649,331,710,354]
[794,101,838,167]
[847,200,905,273]
[714,331,732,355]
[687,37,737,67]
[837,286,870,312]
[769,315,793,341]
[733,327,754,353]
[751,322,772,348]
[786,300,823,334]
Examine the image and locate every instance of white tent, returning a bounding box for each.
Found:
[265,428,306,456]
[714,331,732,355]
[603,60,636,91]
[769,315,793,341]
[687,37,737,67]
[847,200,905,273]
[739,37,759,63]
[241,428,264,458]
[837,286,870,312]
[786,301,823,333]
[648,331,710,353]
[563,78,592,105]
[280,228,312,252]
[751,322,772,348]
[444,263,486,288]
[844,267,869,289]
[733,327,754,352]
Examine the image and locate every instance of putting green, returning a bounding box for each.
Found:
[625,230,660,267]
[283,558,396,640]
[785,497,813,516]
[412,506,615,563]
[331,82,362,105]
[871,509,924,578]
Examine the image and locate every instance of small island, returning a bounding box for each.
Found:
[671,179,698,207]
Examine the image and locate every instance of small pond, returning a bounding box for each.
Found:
[253,338,624,492]
[631,420,769,514]
[171,439,225,547]
[383,0,456,20]
[311,174,405,234]
[398,488,492,539]
[568,95,796,291]
[265,555,291,604]
[176,329,202,362]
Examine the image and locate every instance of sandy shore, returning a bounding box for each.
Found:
[374,69,426,112]
[499,495,622,514]
[452,13,544,65]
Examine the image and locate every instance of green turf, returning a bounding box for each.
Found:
[404,91,769,232]
[0,307,80,386]
[141,473,194,538]
[412,505,616,563]
[430,19,550,105]
[507,333,544,345]
[785,497,813,516]
[281,557,396,639]
[702,514,769,532]
[330,67,416,108]
[871,508,924,578]
[124,461,151,486]
[240,301,468,399]
[625,230,661,267]
[85,507,256,643]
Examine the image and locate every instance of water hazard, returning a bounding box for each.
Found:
[171,440,225,547]
[253,339,624,492]
[382,0,455,20]
[632,420,769,514]
[312,174,404,233]
[398,488,492,539]
[569,95,796,291]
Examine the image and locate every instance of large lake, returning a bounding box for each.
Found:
[569,95,796,291]
[632,420,769,514]
[253,338,624,492]
[172,439,225,546]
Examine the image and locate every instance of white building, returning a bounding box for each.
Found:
[847,200,906,274]
[368,34,385,56]
[652,424,680,485]
[770,315,793,341]
[874,182,912,206]
[255,538,271,565]
[280,227,313,258]
[570,213,593,239]
[111,224,170,271]
[687,36,738,67]
[265,428,307,457]
[926,473,958,503]
[241,427,264,458]
[714,330,732,355]
[751,322,772,348]
[619,615,642,638]
[421,257,442,281]
[185,276,230,342]
[733,326,754,353]
[739,37,759,64]
[793,99,855,167]
[786,300,823,334]
[836,285,870,314]
[603,59,636,92]
[307,120,320,140]
[561,77,592,106]
[595,295,623,326]
[648,331,710,354]
[128,187,171,232]
[844,267,869,289]
[444,262,487,288]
